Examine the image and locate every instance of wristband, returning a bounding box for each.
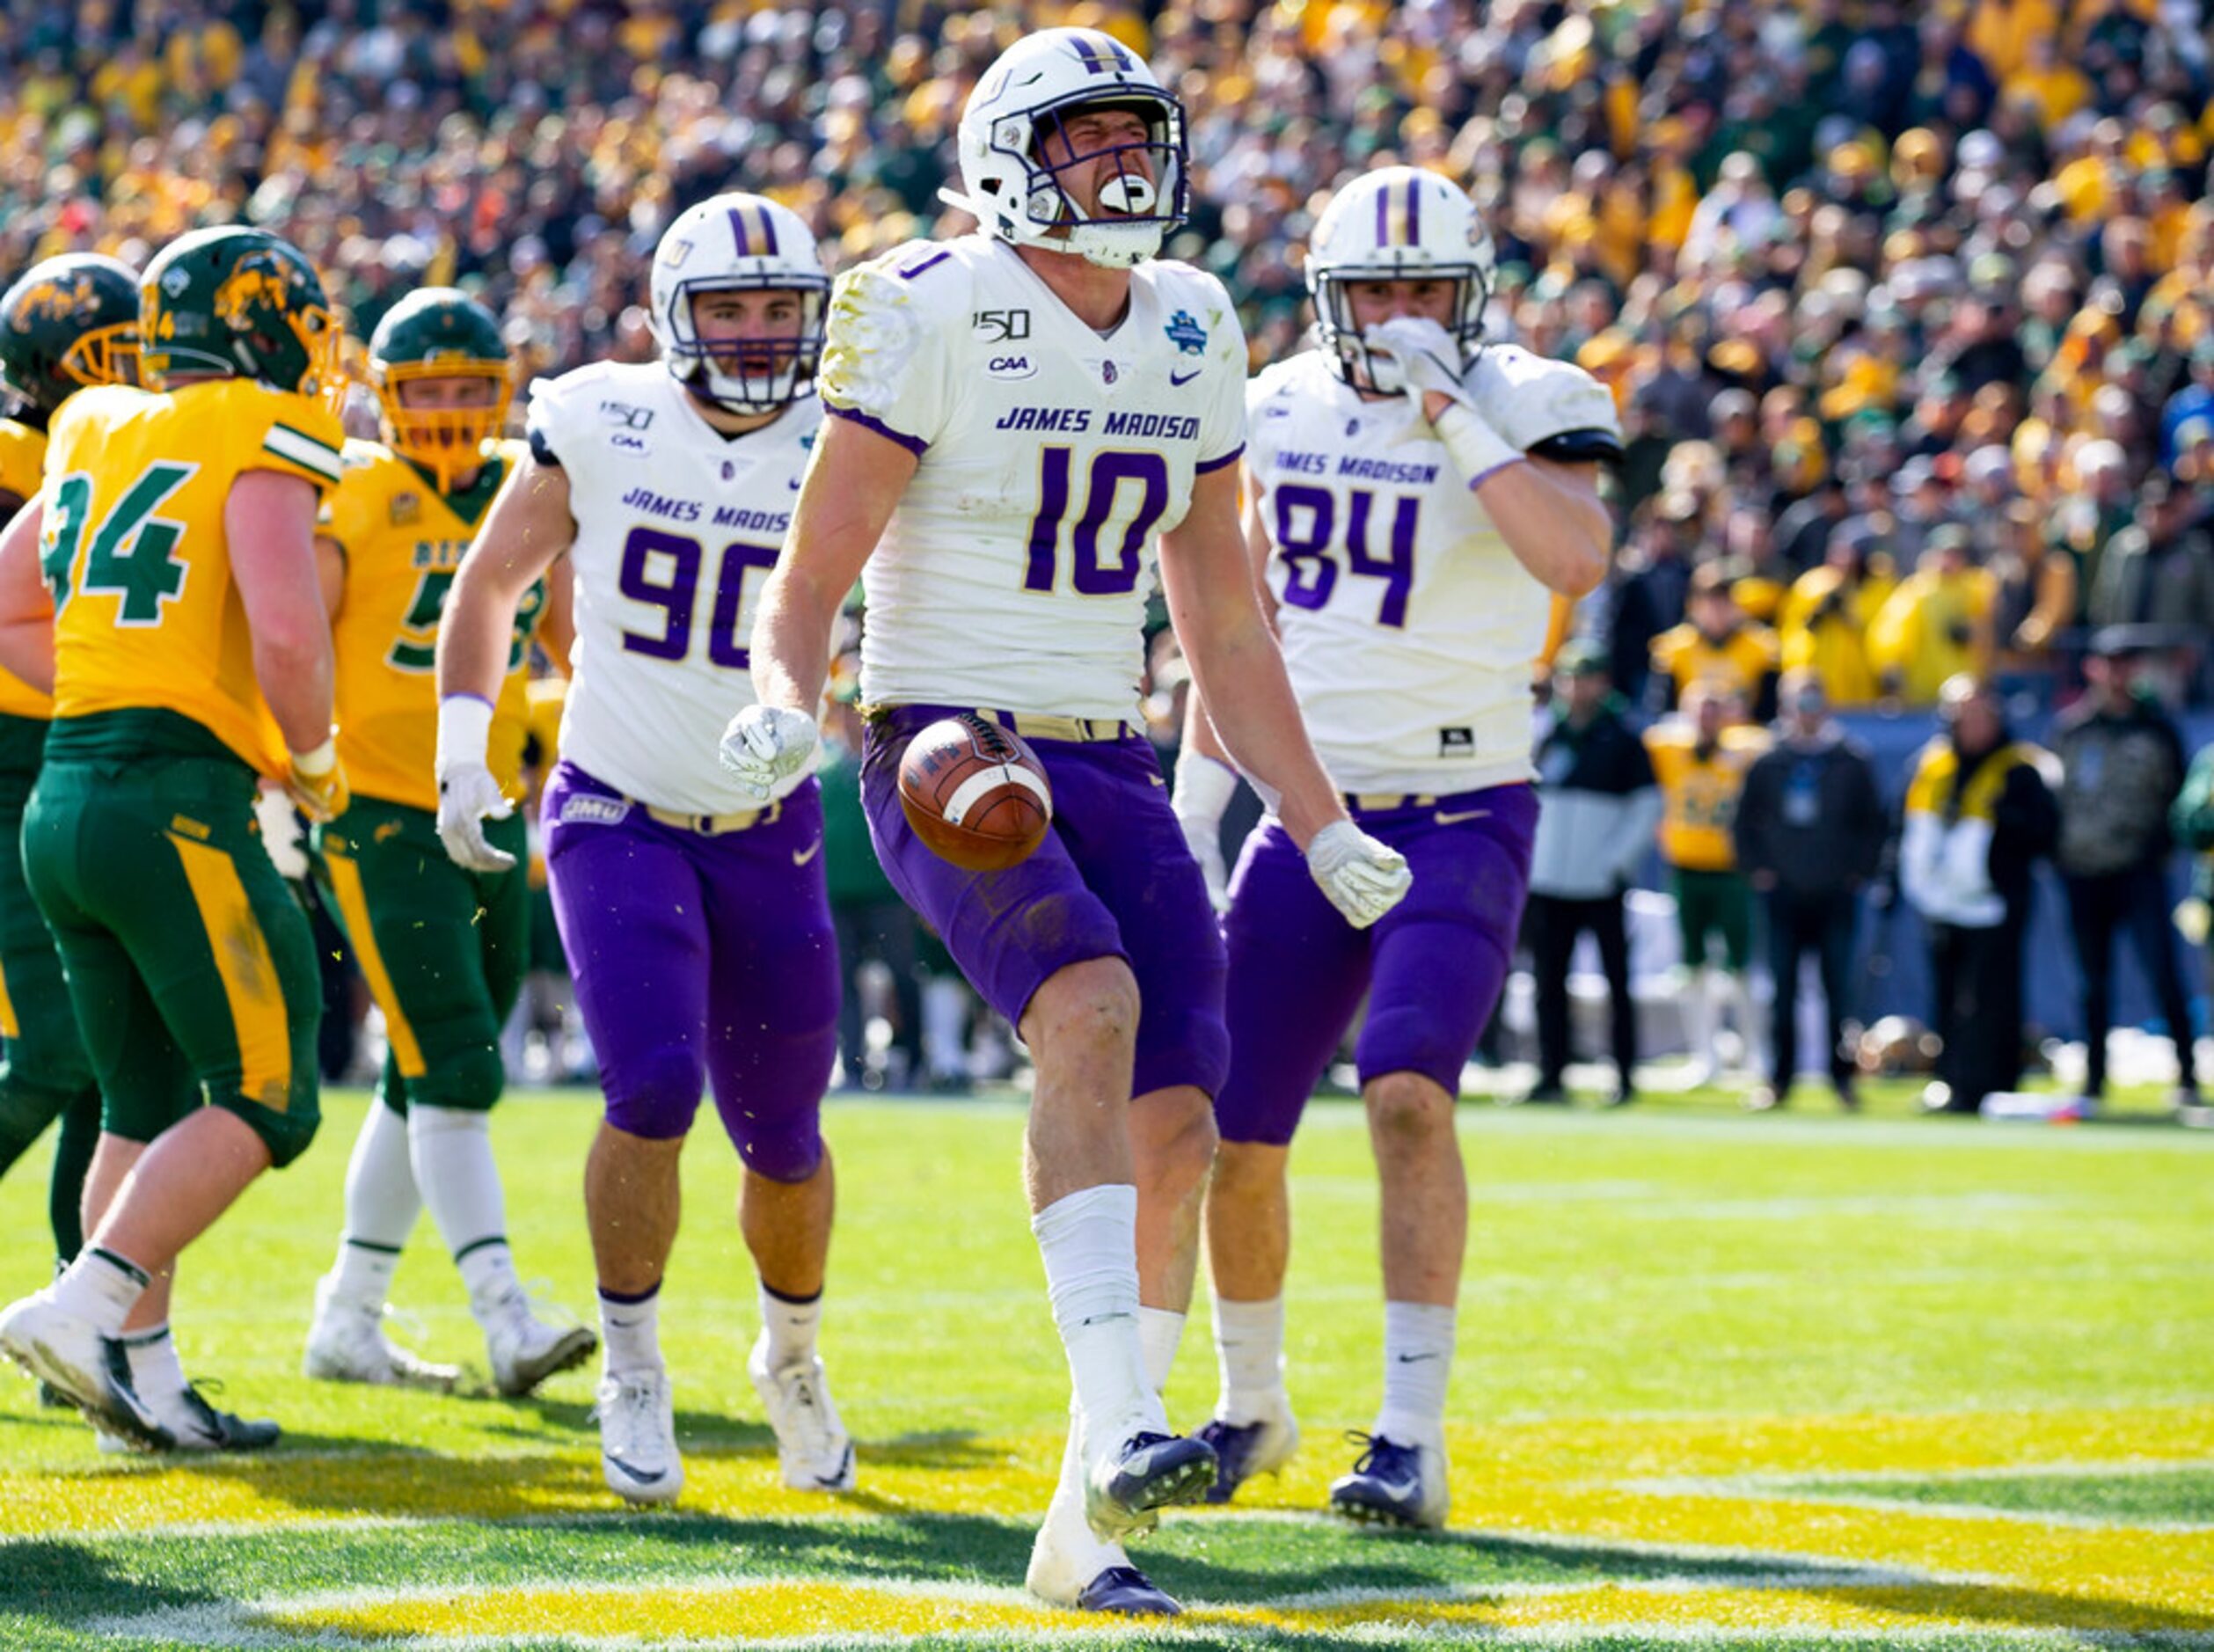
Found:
[289,736,338,777]
[1434,401,1525,487]
[1172,749,1239,829]
[436,693,494,775]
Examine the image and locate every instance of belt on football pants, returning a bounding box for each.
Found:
[640,797,783,836]
[984,711,1135,744]
[1345,792,1443,812]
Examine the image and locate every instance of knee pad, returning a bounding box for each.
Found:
[216,1092,320,1169]
[409,1043,505,1115]
[730,1115,825,1185]
[604,1044,705,1141]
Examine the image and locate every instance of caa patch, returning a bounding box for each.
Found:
[1165,309,1208,355]
[986,354,1037,381]
[559,793,632,826]
[608,429,651,456]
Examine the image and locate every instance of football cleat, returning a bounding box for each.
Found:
[1085,1430,1217,1541]
[596,1369,683,1505]
[1329,1431,1450,1530]
[1196,1402,1300,1504]
[99,1382,280,1454]
[303,1283,462,1392]
[748,1334,855,1492]
[485,1295,597,1398]
[1025,1511,1182,1616]
[0,1293,172,1451]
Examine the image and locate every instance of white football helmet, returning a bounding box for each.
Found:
[941,27,1188,271]
[648,193,829,414]
[1306,167,1496,390]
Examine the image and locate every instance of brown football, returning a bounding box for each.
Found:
[897,714,1053,872]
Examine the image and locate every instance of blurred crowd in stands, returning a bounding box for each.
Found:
[5,0,2212,1100]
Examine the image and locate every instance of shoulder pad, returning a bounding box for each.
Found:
[820,243,973,413]
[1469,346,1623,456]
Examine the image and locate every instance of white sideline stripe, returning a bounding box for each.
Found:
[1621,1480,2214,1535]
[940,762,1049,826]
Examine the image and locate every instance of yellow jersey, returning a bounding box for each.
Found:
[1649,620,1779,709]
[320,439,542,812]
[0,418,54,720]
[41,380,345,774]
[1644,722,1771,872]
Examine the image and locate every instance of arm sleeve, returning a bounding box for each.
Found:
[1469,347,1625,460]
[1193,278,1249,474]
[815,247,961,455]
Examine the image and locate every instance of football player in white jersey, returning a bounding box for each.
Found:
[437,193,850,1507]
[1175,166,1618,1529]
[724,27,1411,1617]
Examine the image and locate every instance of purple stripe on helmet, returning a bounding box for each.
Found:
[756,205,779,255]
[1407,177,1421,244]
[727,208,753,256]
[1375,185,1390,247]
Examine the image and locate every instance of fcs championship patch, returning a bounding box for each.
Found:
[1165,308,1208,355]
[389,492,420,526]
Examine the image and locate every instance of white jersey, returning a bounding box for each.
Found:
[819,235,1247,720]
[1246,345,1620,796]
[524,360,819,814]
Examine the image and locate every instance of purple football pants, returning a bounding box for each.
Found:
[544,761,837,1181]
[1215,783,1537,1145]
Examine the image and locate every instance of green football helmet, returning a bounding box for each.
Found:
[0,253,142,420]
[141,226,342,406]
[368,288,512,489]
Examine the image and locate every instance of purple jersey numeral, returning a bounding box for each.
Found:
[1022,447,1170,596]
[1271,484,1418,628]
[618,525,780,665]
[617,527,701,659]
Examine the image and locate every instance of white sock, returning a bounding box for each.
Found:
[1376,1300,1455,1445]
[599,1286,661,1376]
[1032,1184,1158,1456]
[1212,1295,1287,1424]
[120,1323,187,1399]
[757,1281,822,1370]
[1137,1305,1183,1397]
[51,1247,147,1335]
[408,1106,519,1317]
[330,1101,420,1310]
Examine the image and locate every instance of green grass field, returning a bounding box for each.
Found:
[2,1081,2210,1649]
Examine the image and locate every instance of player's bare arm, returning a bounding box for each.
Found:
[0,493,55,693]
[435,452,575,870]
[723,413,917,793]
[537,550,577,676]
[439,452,575,703]
[1448,438,1610,598]
[230,470,340,796]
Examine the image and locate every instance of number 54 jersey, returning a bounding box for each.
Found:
[523,361,820,815]
[1246,347,1619,797]
[818,236,1248,721]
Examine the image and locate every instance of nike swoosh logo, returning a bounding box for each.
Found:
[1393,1352,1441,1363]
[793,838,822,866]
[604,1454,667,1485]
[1170,367,1202,387]
[1434,808,1489,826]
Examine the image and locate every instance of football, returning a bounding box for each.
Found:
[896,713,1053,872]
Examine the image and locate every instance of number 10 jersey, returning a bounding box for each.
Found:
[819,235,1247,721]
[523,361,820,815]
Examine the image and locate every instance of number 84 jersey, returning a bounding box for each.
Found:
[819,236,1248,721]
[523,360,820,815]
[1247,347,1612,797]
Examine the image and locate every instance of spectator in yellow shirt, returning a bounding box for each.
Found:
[1650,561,1782,719]
[1645,682,1772,1088]
[1779,520,1896,707]
[1867,526,1998,705]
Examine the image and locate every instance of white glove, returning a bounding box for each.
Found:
[435,695,516,872]
[1363,316,1471,407]
[253,782,310,881]
[1171,751,1239,915]
[1306,819,1412,929]
[437,762,516,873]
[718,704,819,800]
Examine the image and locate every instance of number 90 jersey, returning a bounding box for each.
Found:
[819,236,1247,721]
[523,360,820,815]
[1247,347,1618,797]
